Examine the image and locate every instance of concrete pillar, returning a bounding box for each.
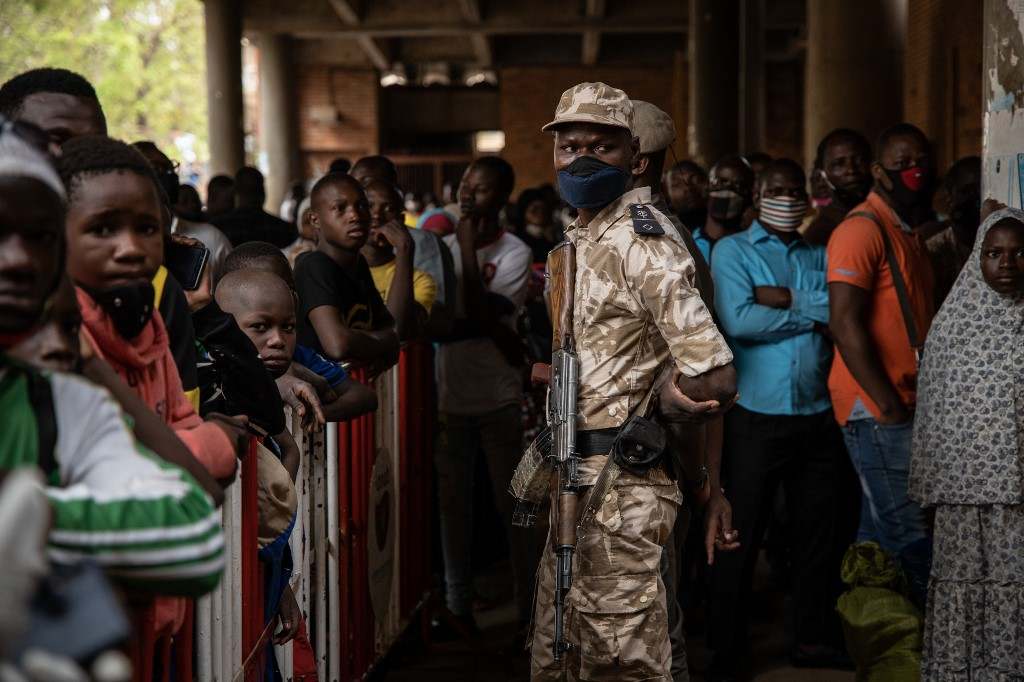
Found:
[982,0,1024,206]
[257,34,302,212]
[203,0,245,177]
[738,0,764,154]
[804,0,906,169]
[687,0,740,168]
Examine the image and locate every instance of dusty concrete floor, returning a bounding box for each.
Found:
[379,557,855,682]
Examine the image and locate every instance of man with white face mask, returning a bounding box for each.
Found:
[706,158,852,678]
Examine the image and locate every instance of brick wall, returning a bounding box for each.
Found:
[499,63,687,193]
[904,0,982,171]
[296,66,379,177]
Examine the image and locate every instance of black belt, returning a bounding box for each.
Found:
[576,428,619,456]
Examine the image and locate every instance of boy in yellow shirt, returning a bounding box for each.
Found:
[362,180,437,341]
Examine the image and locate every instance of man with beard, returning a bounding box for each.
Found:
[804,129,873,246]
[925,156,981,306]
[692,155,756,262]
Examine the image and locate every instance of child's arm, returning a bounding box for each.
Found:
[308,304,399,367]
[320,377,378,422]
[273,428,301,481]
[379,221,421,342]
[276,371,327,429]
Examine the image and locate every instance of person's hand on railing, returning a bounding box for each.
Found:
[273,584,301,645]
[275,374,326,430]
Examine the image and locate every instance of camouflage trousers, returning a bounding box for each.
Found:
[530,458,682,681]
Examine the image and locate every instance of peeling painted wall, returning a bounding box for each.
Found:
[983,0,1024,205]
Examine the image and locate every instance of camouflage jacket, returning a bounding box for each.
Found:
[566,186,733,431]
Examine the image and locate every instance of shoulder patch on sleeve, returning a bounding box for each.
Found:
[629,204,665,236]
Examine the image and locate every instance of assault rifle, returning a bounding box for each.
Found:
[542,240,579,661]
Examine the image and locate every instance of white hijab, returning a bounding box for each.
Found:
[909,207,1024,506]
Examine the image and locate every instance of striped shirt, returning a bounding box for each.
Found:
[0,360,224,596]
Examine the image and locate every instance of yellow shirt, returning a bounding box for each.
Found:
[369,259,438,313]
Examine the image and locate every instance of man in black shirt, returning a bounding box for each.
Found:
[212,166,298,248]
[294,172,399,374]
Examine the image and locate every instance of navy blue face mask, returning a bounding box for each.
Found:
[557,156,630,210]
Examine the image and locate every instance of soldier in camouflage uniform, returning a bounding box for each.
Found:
[529,83,738,681]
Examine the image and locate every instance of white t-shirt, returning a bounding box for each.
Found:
[437,231,531,415]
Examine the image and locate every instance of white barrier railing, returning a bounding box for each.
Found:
[193,357,427,682]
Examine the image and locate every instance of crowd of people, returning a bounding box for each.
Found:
[0,65,1020,682]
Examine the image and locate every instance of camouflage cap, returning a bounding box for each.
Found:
[631,100,676,154]
[541,82,634,134]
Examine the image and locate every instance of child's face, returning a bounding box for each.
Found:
[312,179,370,252]
[233,288,297,378]
[8,279,81,372]
[0,177,63,336]
[981,221,1024,295]
[365,184,404,251]
[65,170,163,291]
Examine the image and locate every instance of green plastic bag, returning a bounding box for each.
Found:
[836,542,922,681]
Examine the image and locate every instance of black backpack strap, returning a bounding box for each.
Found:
[25,370,58,481]
[848,211,922,351]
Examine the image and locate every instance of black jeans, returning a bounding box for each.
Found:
[708,405,852,671]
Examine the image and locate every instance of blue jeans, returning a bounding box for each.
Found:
[842,417,929,554]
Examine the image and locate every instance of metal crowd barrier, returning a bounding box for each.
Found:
[171,343,435,682]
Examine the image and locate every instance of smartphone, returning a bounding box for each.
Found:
[166,240,210,291]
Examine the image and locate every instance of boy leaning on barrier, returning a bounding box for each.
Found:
[295,172,399,377]
[219,241,378,424]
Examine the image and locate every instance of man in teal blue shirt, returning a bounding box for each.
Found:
[705,159,851,679]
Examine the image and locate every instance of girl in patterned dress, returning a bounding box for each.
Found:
[909,207,1024,680]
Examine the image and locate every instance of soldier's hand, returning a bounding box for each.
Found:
[658,372,736,423]
[704,490,740,565]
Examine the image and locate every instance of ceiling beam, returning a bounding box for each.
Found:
[582,0,605,65]
[292,20,686,39]
[327,0,359,24]
[327,0,391,71]
[456,0,492,66]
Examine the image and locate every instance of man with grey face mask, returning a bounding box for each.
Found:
[707,158,851,678]
[692,155,755,263]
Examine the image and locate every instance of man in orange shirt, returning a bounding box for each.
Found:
[827,123,935,593]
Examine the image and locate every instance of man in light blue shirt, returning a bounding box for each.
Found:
[706,159,851,678]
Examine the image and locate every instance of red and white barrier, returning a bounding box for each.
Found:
[186,344,434,682]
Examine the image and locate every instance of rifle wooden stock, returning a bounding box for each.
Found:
[548,241,576,352]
